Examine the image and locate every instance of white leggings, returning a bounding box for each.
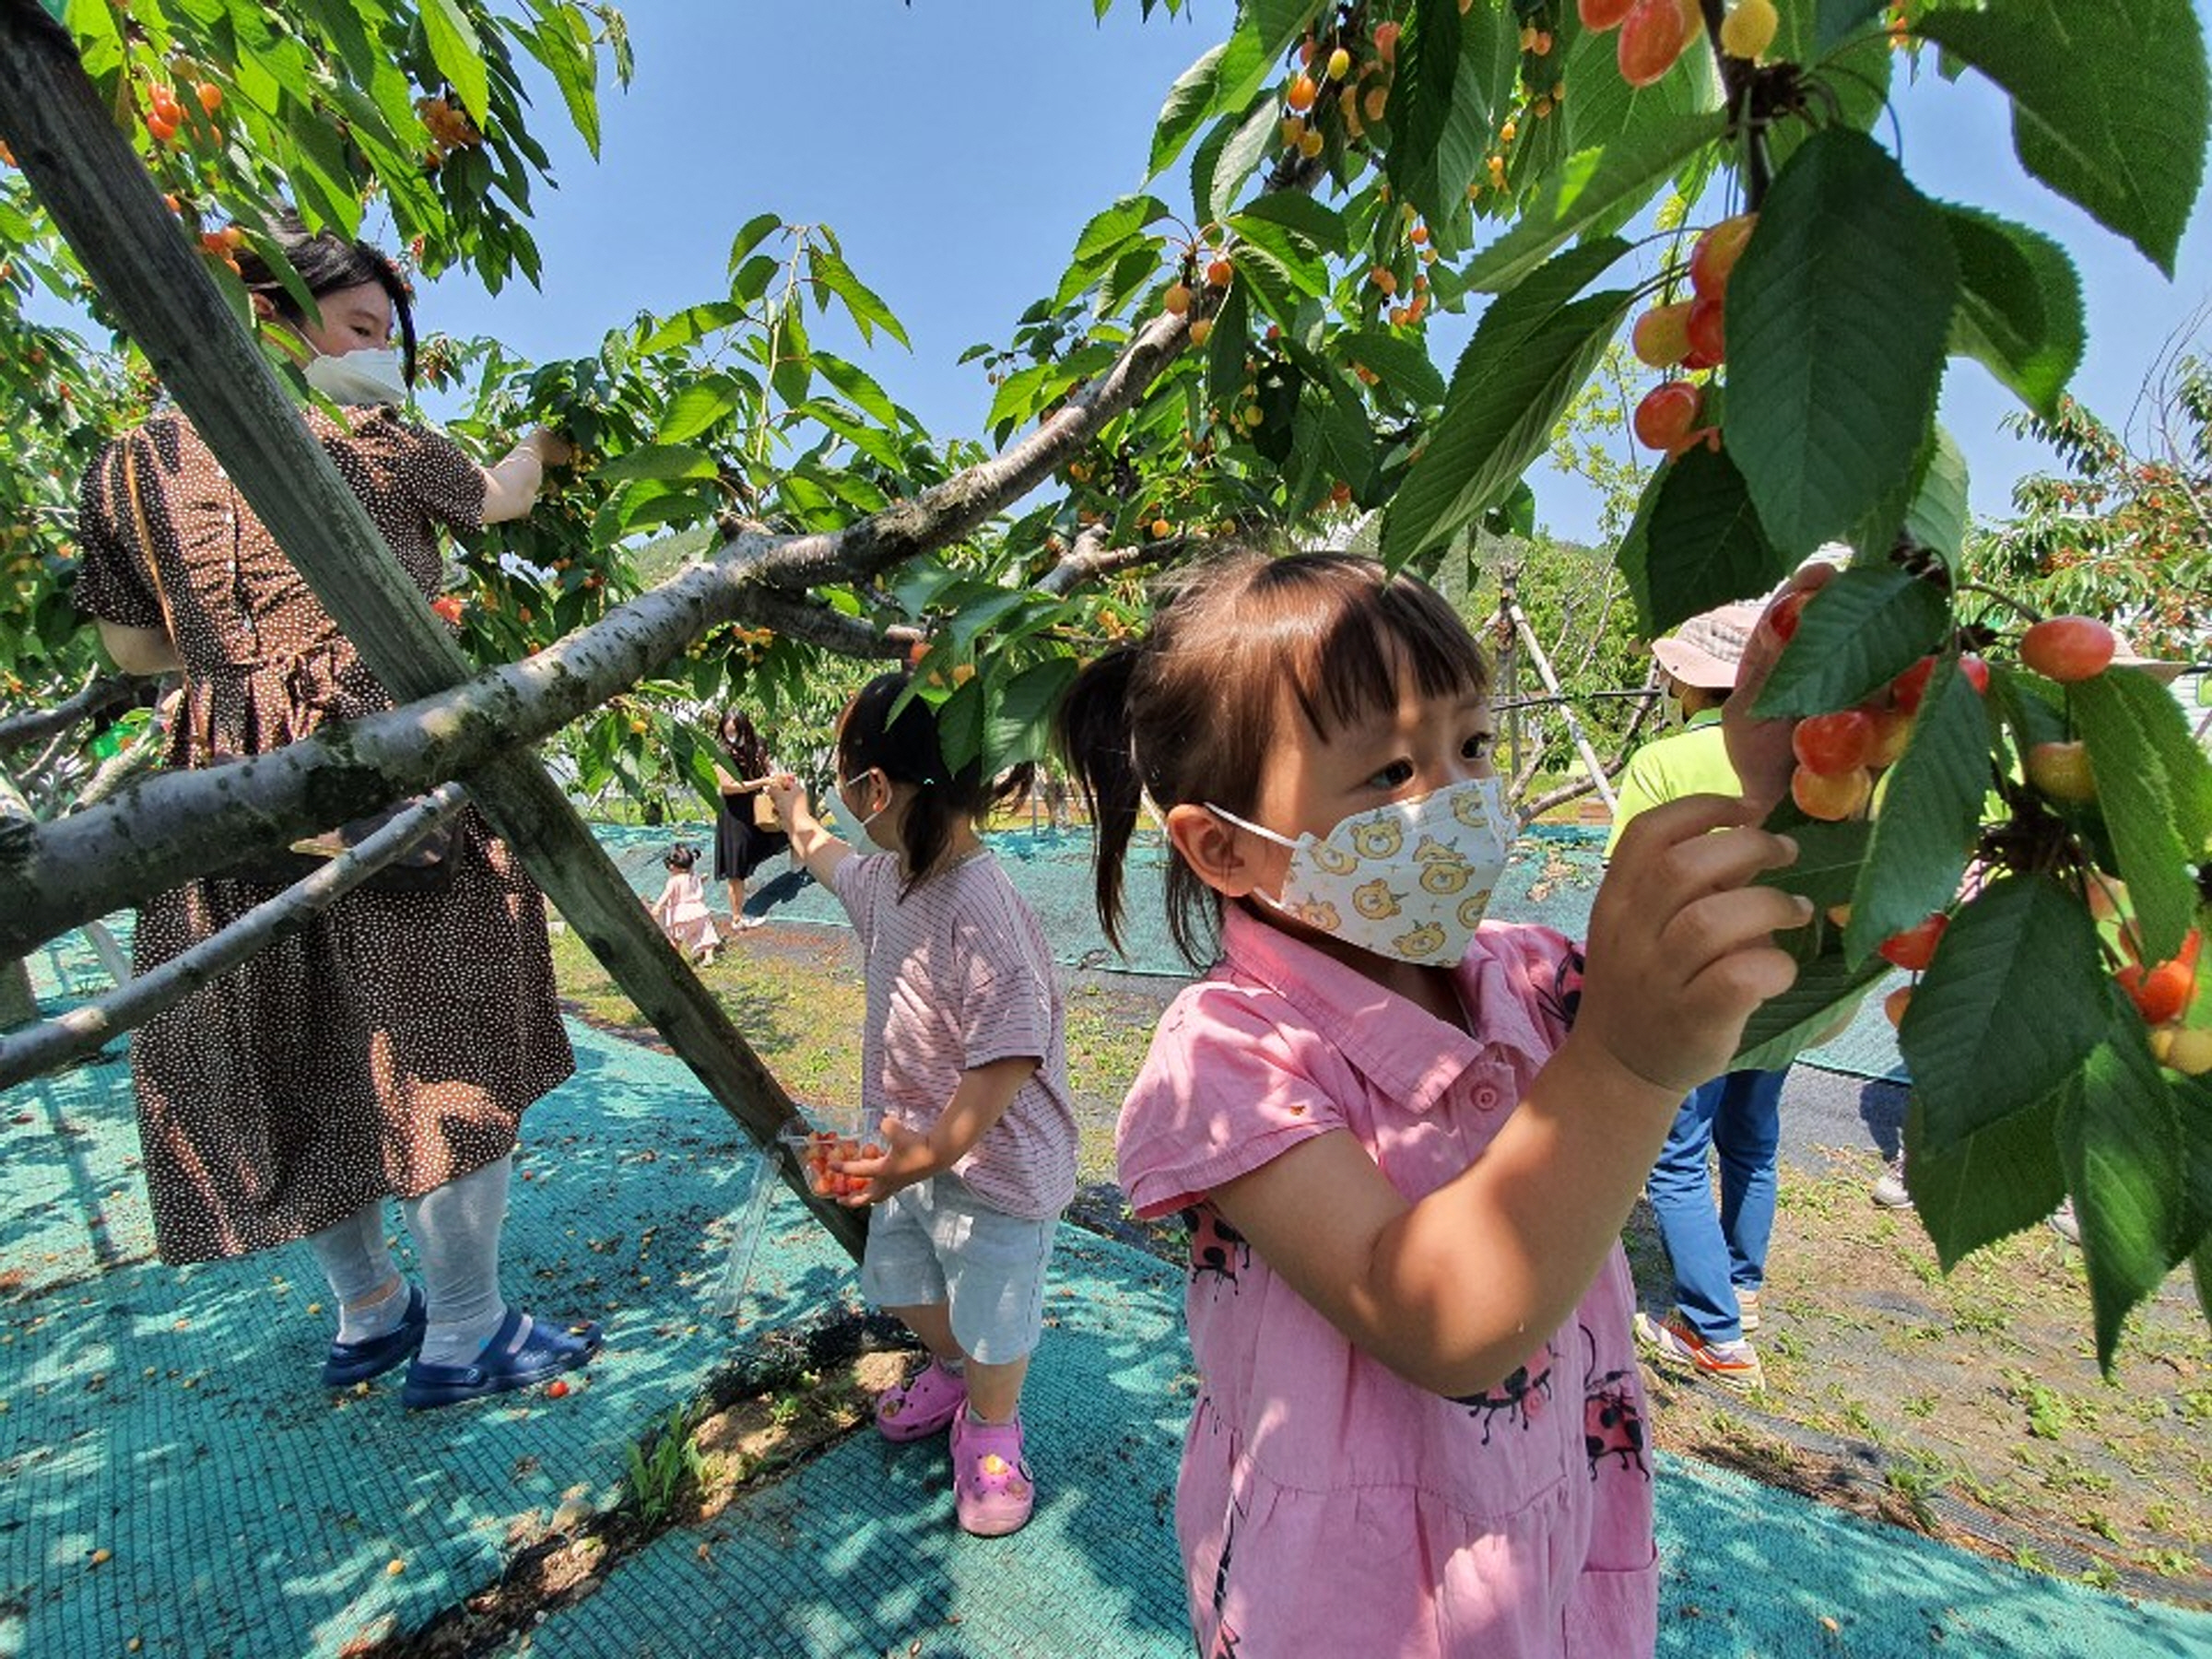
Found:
[303,1154,511,1361]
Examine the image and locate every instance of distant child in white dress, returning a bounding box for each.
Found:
[649,844,721,966]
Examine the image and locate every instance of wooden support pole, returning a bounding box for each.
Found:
[1507,602,1618,815]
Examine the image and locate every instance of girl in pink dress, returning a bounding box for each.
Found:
[648,845,721,966]
[1056,552,1810,1657]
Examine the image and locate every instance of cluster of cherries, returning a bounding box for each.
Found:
[1630,213,1755,453]
[1579,0,1777,88]
[1791,608,2208,1071]
[802,1128,881,1201]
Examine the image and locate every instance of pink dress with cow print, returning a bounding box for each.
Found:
[1117,906,1656,1659]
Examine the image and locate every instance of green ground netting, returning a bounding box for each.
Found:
[596,819,1909,1082]
[6,1018,2206,1658]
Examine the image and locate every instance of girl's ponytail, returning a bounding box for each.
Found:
[1054,647,1146,953]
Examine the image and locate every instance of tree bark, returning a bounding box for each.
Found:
[0,957,32,1032]
[0,784,466,1089]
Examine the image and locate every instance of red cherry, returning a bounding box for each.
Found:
[1791,765,1872,821]
[1689,214,1757,300]
[1768,590,1811,642]
[2116,956,2194,1025]
[1685,295,1725,364]
[1792,710,1876,776]
[2019,615,2117,682]
[1633,381,1702,451]
[1888,655,1936,713]
[1579,0,1637,26]
[546,1378,570,1399]
[1959,655,1990,694]
[1877,912,1949,972]
[1618,0,1688,86]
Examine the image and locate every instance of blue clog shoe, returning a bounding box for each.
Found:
[399,1308,604,1410]
[321,1284,428,1387]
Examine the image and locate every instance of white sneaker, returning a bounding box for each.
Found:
[1870,1154,1912,1210]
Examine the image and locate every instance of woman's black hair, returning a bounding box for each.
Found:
[235,208,418,388]
[1055,548,1490,968]
[719,707,771,779]
[837,672,1030,896]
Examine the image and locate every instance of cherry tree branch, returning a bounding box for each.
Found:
[0,784,466,1090]
[0,672,145,756]
[1041,523,1191,595]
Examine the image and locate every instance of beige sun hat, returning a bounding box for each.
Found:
[1651,599,1765,691]
[2109,628,2187,685]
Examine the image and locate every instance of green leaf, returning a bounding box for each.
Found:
[2057,1024,2187,1371]
[1252,0,1325,60]
[1148,28,1269,179]
[1387,0,1487,226]
[1917,0,2209,276]
[595,443,718,484]
[1194,97,1279,227]
[1901,426,1971,567]
[517,7,600,159]
[1618,441,1783,637]
[1901,874,2110,1152]
[1815,0,1891,53]
[1229,193,1348,257]
[638,300,753,356]
[815,351,902,429]
[1843,660,1991,964]
[655,380,743,445]
[1937,202,2083,417]
[1341,327,1446,407]
[2175,1072,2212,1267]
[1461,113,1722,294]
[725,212,782,275]
[1751,566,1951,717]
[808,249,910,349]
[419,0,490,124]
[1903,1088,2066,1272]
[986,657,1083,768]
[1724,130,1958,557]
[1072,194,1173,265]
[1752,818,1872,912]
[2071,670,2210,963]
[1733,943,1893,1072]
[1381,239,1632,567]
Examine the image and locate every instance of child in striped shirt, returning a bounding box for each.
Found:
[762,672,1077,1537]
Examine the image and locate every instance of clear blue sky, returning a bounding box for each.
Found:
[420,0,2212,547]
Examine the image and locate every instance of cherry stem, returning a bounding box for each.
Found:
[1700,0,1772,208]
[1953,581,2041,625]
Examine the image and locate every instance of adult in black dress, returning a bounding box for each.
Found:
[712,707,790,929]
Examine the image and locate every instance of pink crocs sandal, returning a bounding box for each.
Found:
[950,1411,1034,1536]
[875,1357,967,1442]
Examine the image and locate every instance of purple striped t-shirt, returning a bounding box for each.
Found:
[831,850,1077,1219]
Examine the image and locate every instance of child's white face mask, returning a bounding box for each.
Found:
[1208,776,1513,967]
[304,346,407,406]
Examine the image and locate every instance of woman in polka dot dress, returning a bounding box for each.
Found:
[72,214,600,1409]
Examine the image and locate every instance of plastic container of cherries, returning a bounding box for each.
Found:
[777,1112,882,1201]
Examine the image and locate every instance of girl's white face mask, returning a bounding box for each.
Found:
[1209,776,1514,967]
[304,346,407,406]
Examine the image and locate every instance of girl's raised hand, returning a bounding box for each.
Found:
[1577,794,1810,1096]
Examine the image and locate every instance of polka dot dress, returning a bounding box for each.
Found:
[74,409,574,1265]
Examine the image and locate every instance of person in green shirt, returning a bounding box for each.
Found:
[1609,600,1785,1394]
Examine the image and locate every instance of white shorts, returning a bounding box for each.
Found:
[859,1173,1056,1365]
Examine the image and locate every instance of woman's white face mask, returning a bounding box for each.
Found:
[304,346,407,406]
